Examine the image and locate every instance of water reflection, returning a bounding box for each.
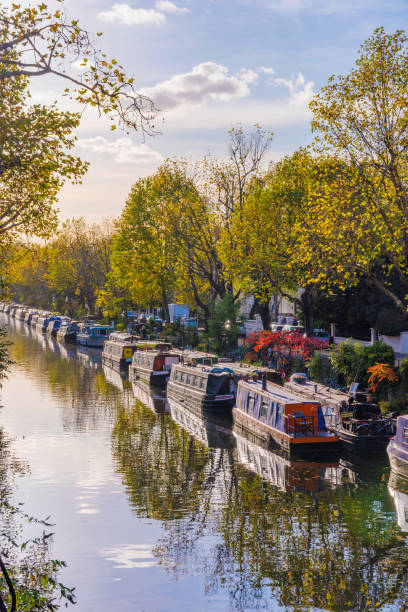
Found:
[133,381,169,414]
[3,316,408,610]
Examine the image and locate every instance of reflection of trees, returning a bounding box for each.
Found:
[112,400,216,520]
[112,396,408,610]
[8,323,128,432]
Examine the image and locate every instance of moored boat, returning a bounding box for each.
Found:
[233,379,340,453]
[102,332,138,371]
[387,415,408,480]
[167,363,236,414]
[285,373,395,450]
[76,324,113,347]
[57,321,80,343]
[129,350,179,389]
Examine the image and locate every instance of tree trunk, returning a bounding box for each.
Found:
[301,286,316,337]
[161,289,170,323]
[250,297,271,329]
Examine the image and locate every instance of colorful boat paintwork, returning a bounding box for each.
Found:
[129,350,180,389]
[233,379,339,452]
[77,324,113,347]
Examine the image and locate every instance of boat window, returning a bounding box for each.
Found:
[260,399,269,420]
[199,378,205,389]
[186,375,191,385]
[192,376,197,387]
[174,370,179,381]
[180,372,185,383]
[247,394,255,415]
[404,427,408,444]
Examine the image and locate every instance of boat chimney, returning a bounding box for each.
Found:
[314,384,317,392]
[262,373,267,390]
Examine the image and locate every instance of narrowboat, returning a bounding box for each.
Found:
[134,340,172,351]
[387,415,408,480]
[102,332,138,371]
[57,321,79,344]
[132,380,169,414]
[169,397,236,448]
[76,324,113,348]
[35,314,56,333]
[129,350,179,390]
[167,364,236,414]
[233,379,340,453]
[234,431,342,492]
[46,317,70,337]
[175,350,219,366]
[285,373,395,449]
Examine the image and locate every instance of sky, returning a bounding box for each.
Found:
[12,0,408,222]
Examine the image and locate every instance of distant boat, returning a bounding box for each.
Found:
[102,332,138,371]
[233,378,340,453]
[57,321,79,344]
[129,349,179,390]
[76,324,113,348]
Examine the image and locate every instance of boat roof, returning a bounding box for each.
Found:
[285,378,349,405]
[240,379,319,405]
[173,363,233,378]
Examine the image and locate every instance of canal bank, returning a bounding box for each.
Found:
[1,316,408,611]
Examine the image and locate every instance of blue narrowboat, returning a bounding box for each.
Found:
[233,379,340,453]
[388,415,408,480]
[76,324,113,348]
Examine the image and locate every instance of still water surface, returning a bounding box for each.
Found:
[1,316,408,611]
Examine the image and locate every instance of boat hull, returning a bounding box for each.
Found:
[388,440,408,480]
[102,354,130,371]
[77,335,105,348]
[232,407,339,454]
[167,381,234,415]
[129,365,170,390]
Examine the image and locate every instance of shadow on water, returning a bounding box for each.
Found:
[4,316,408,610]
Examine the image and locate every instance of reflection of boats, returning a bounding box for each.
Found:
[234,431,346,492]
[388,415,408,479]
[102,332,138,371]
[169,398,236,448]
[77,345,102,368]
[130,350,179,389]
[168,364,236,413]
[388,472,408,531]
[77,324,113,347]
[285,373,394,450]
[132,380,169,414]
[103,365,131,391]
[233,380,339,453]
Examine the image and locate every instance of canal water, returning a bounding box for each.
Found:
[1,317,408,611]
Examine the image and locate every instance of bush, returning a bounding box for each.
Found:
[330,339,395,388]
[307,352,337,386]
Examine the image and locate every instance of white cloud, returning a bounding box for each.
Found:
[141,62,255,111]
[273,71,314,107]
[262,0,383,15]
[98,3,166,26]
[258,66,275,75]
[155,0,190,13]
[77,137,163,165]
[236,68,259,84]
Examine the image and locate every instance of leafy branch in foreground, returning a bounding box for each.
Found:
[0,1,157,133]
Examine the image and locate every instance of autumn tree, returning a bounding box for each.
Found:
[0,75,87,238]
[307,27,408,312]
[0,1,156,132]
